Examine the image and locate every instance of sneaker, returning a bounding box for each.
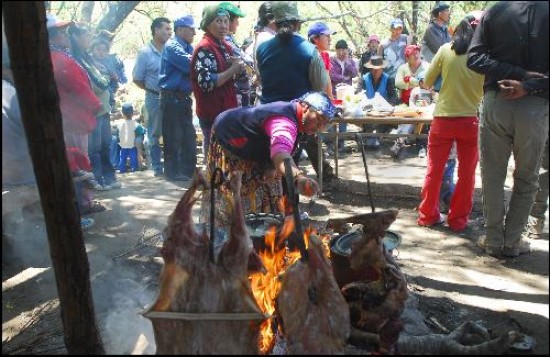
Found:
[476,240,503,257]
[502,239,531,257]
[390,140,405,159]
[154,170,164,177]
[88,179,106,191]
[95,184,112,191]
[525,216,545,237]
[108,181,122,189]
[418,213,445,227]
[81,217,95,230]
[418,147,427,158]
[72,170,94,182]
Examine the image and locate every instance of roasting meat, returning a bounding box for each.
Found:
[146,171,264,354]
[276,234,350,354]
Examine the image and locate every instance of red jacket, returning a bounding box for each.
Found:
[191,34,237,127]
[50,50,101,135]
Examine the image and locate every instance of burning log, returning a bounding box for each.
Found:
[144,171,265,354]
[276,234,351,354]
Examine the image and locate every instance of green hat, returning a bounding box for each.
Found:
[272,1,304,24]
[200,4,230,31]
[219,2,245,18]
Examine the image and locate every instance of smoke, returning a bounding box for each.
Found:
[2,202,52,269]
[91,256,160,355]
[3,202,161,354]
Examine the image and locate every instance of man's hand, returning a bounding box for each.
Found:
[498,79,527,100]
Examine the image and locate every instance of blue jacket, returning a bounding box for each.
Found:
[257,34,316,103]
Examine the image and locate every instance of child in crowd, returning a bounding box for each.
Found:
[134,115,147,171]
[116,103,144,173]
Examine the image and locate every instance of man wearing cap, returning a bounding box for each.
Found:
[133,17,172,177]
[204,91,336,226]
[219,1,254,107]
[359,34,380,76]
[256,1,336,185]
[158,15,197,181]
[308,21,337,99]
[421,2,451,63]
[377,18,412,85]
[328,39,358,153]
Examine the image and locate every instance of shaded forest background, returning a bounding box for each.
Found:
[46,1,495,60]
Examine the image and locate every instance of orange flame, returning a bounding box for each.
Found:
[249,216,325,353]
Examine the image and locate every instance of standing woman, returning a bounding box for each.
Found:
[68,23,121,190]
[417,12,484,232]
[191,4,245,161]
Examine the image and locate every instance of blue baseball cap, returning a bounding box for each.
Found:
[390,18,404,29]
[174,14,197,29]
[121,103,134,115]
[299,92,337,121]
[307,22,337,38]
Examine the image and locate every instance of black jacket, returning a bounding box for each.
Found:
[466,1,548,99]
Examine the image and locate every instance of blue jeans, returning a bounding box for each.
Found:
[161,95,197,178]
[145,92,163,174]
[88,113,117,186]
[110,135,121,168]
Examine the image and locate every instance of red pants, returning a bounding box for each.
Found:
[418,117,479,231]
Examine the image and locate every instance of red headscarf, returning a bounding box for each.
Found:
[404,44,420,58]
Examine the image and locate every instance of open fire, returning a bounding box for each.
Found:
[249,214,332,354]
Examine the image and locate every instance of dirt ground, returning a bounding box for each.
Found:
[2,138,548,355]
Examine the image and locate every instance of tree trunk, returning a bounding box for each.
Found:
[80,1,95,23]
[412,1,420,44]
[2,2,104,355]
[95,1,140,33]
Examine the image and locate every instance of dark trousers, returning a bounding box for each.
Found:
[292,134,334,180]
[160,95,197,178]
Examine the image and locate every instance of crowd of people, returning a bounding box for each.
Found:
[2,1,548,257]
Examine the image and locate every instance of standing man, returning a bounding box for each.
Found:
[132,17,172,178]
[467,1,549,257]
[158,15,197,181]
[377,18,412,86]
[421,2,451,63]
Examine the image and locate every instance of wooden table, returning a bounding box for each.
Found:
[316,114,433,194]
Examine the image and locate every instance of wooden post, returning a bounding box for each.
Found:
[2,2,104,354]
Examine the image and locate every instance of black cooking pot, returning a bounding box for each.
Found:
[245,213,285,252]
[329,230,402,288]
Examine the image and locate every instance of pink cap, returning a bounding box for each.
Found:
[368,34,380,44]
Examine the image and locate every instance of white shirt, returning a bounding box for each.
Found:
[116,119,138,149]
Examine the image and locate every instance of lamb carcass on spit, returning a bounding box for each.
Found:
[276,234,351,354]
[145,171,265,355]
